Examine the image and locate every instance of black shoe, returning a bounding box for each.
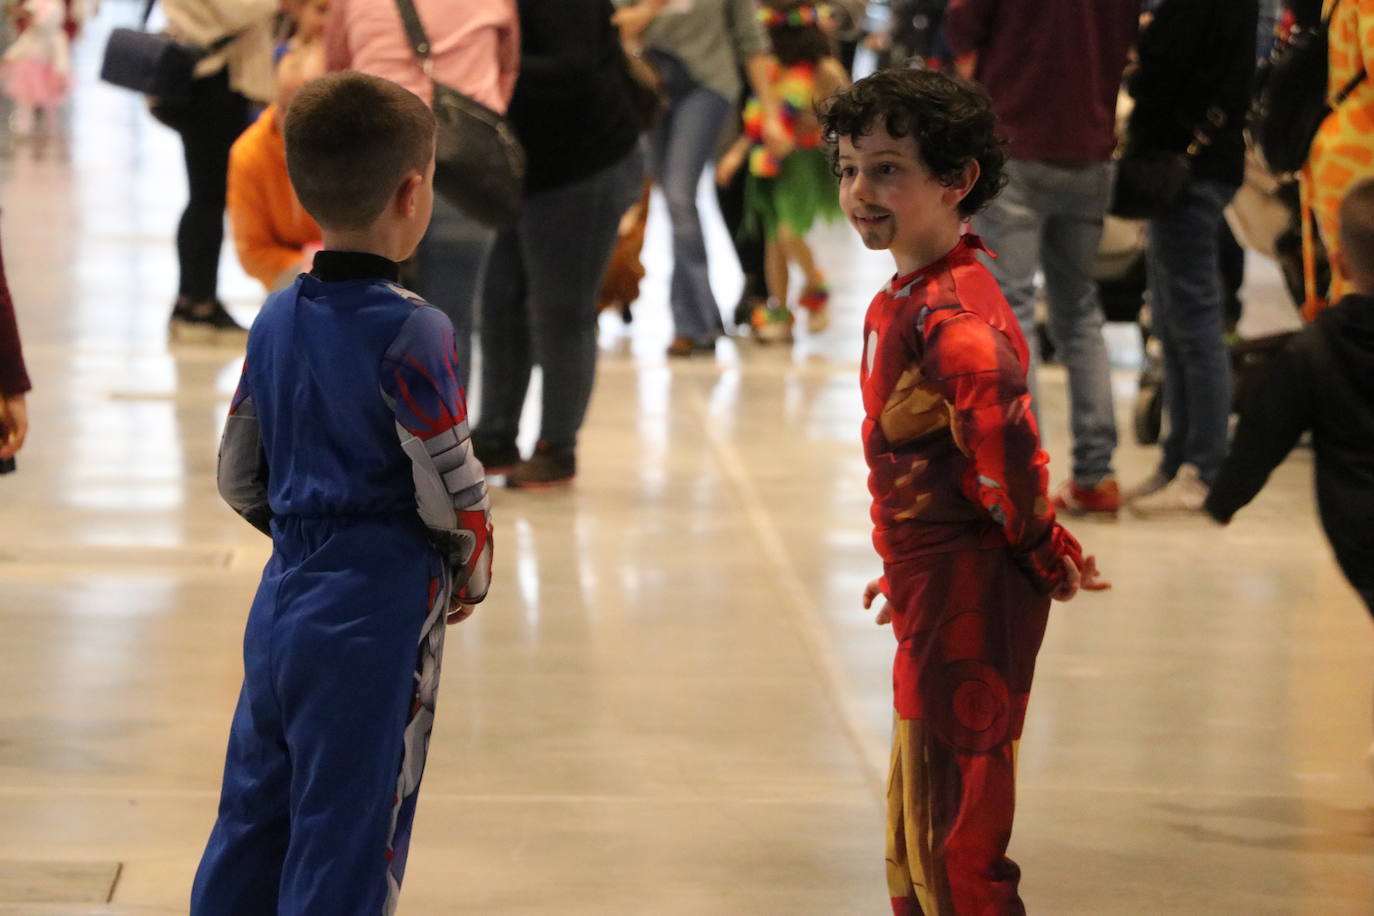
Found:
[506,440,575,488]
[472,434,521,474]
[169,298,248,344]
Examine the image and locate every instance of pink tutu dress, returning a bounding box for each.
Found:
[3,0,72,111]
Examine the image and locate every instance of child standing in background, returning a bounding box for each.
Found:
[226,0,328,290]
[2,0,74,137]
[717,0,848,342]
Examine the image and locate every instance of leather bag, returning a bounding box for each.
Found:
[99,0,240,108]
[1250,0,1366,176]
[393,0,525,229]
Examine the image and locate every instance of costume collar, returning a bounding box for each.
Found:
[885,235,989,296]
[310,250,401,283]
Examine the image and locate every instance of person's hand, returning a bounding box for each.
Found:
[863,577,890,626]
[0,393,28,460]
[1077,554,1111,593]
[1051,554,1112,602]
[715,145,746,187]
[864,32,890,52]
[954,52,977,81]
[761,113,794,159]
[447,600,476,625]
[1050,556,1081,602]
[612,0,666,42]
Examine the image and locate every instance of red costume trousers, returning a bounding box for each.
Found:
[882,547,1050,916]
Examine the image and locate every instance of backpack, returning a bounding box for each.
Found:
[1251,0,1366,175]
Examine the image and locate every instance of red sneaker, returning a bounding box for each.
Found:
[1052,477,1121,516]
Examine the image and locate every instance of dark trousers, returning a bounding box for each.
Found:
[477,147,645,447]
[166,70,253,303]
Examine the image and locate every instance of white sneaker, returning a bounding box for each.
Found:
[1128,463,1209,516]
[1124,469,1171,502]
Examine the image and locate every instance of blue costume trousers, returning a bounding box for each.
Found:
[191,516,448,916]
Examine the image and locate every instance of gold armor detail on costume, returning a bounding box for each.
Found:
[880,366,952,445]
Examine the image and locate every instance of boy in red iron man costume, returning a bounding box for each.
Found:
[822,69,1110,915]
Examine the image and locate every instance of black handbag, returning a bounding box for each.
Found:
[99,0,241,109]
[393,0,525,230]
[1111,106,1226,221]
[1251,0,1366,175]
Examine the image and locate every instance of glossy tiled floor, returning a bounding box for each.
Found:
[2,8,1373,915]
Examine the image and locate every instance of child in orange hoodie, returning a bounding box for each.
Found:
[226,4,328,290]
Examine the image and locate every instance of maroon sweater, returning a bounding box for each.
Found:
[0,230,30,397]
[944,0,1139,164]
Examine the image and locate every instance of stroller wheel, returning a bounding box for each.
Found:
[1134,381,1163,446]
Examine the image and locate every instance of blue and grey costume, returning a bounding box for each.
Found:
[192,251,493,915]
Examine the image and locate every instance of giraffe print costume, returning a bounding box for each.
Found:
[1302,0,1374,316]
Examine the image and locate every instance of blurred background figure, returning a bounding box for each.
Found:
[225,0,327,291]
[472,0,645,488]
[1300,0,1374,316]
[1122,0,1257,516]
[615,0,787,357]
[945,0,1138,517]
[324,0,518,387]
[0,226,29,464]
[158,0,277,342]
[717,0,847,343]
[1,0,74,137]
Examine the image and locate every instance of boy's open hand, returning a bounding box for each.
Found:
[1051,554,1111,602]
[446,601,476,625]
[863,577,891,626]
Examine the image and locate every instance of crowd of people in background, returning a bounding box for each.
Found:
[1,0,1366,557]
[3,0,1374,912]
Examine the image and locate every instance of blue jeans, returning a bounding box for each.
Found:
[1147,178,1237,484]
[476,146,646,447]
[414,194,496,389]
[646,51,731,341]
[975,158,1119,485]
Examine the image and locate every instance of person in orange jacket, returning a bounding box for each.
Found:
[226,26,326,290]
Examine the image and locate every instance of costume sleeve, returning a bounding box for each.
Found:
[227,138,302,290]
[922,311,1081,593]
[1205,336,1313,524]
[380,306,493,604]
[0,230,31,397]
[726,0,770,60]
[943,0,998,56]
[217,365,272,536]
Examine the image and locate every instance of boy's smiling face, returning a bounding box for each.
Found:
[836,125,975,276]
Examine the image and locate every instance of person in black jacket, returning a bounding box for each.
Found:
[472,0,645,487]
[1206,178,1374,617]
[1124,0,1259,515]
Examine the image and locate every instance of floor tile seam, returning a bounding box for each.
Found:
[0,785,874,806]
[682,384,888,799]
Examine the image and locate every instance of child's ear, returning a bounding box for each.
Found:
[393,170,425,219]
[944,159,981,209]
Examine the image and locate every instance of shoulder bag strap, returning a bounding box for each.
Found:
[1324,0,1368,104]
[392,0,437,78]
[140,0,157,27]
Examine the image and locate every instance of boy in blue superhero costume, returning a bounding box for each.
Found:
[191,72,493,916]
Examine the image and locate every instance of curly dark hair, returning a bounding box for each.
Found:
[763,0,834,68]
[821,68,1007,217]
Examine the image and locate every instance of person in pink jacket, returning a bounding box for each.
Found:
[325,0,518,387]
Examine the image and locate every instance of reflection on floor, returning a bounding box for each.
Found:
[1,7,1371,915]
